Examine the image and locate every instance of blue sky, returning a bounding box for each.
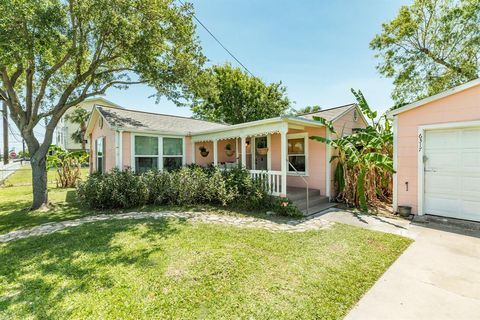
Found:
[106,0,409,117]
[3,0,409,151]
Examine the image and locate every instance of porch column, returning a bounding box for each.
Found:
[241,136,247,167]
[191,141,196,164]
[280,128,288,196]
[213,139,218,166]
[235,138,239,164]
[267,134,272,171]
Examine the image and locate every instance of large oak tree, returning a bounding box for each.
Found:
[371,0,479,104]
[0,0,205,209]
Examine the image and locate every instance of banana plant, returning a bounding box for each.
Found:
[310,89,394,212]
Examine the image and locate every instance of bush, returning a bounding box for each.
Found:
[77,166,302,216]
[77,169,149,209]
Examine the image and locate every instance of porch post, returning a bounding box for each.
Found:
[267,134,272,171]
[241,136,247,167]
[191,140,196,164]
[213,139,218,166]
[280,127,288,197]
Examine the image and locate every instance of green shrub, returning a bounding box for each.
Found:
[77,169,148,209]
[77,166,302,216]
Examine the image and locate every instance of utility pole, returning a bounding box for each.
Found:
[2,98,8,165]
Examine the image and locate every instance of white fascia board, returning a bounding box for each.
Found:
[388,78,480,117]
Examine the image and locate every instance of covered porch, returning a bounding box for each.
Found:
[190,117,330,199]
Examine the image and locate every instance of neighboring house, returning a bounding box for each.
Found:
[390,78,480,222]
[54,97,123,151]
[85,103,368,213]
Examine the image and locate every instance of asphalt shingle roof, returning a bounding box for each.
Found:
[298,103,356,121]
[97,106,228,134]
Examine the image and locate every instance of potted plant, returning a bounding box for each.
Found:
[256,139,268,155]
[225,143,235,157]
[199,146,209,157]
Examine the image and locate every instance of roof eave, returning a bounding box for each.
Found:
[388,78,480,117]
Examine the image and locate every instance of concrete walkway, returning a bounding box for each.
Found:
[321,209,480,320]
[0,210,333,243]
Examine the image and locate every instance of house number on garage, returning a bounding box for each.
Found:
[418,133,423,152]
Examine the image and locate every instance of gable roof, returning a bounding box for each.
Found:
[389,78,480,116]
[82,97,124,109]
[298,103,369,126]
[298,103,355,121]
[92,106,228,135]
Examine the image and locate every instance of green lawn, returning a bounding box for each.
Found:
[0,166,93,234]
[0,219,411,319]
[0,166,289,234]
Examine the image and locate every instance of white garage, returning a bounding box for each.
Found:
[391,78,480,222]
[423,126,480,222]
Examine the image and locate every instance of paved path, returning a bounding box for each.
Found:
[0,162,22,183]
[320,209,480,320]
[0,211,333,243]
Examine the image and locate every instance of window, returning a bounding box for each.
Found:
[163,137,183,171]
[288,135,307,174]
[96,137,104,173]
[134,136,158,173]
[132,135,184,173]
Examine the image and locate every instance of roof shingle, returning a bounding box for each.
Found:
[298,103,356,121]
[97,106,228,134]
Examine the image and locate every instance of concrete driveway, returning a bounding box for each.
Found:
[321,210,480,320]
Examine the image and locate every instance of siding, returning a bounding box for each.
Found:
[395,84,480,214]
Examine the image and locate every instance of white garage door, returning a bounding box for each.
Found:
[424,127,480,222]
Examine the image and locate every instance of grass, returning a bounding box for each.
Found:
[0,166,294,234]
[0,166,94,234]
[0,218,412,319]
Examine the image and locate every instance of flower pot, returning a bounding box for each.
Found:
[256,147,268,155]
[225,149,235,157]
[397,205,412,218]
[200,151,209,157]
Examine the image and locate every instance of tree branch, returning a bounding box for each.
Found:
[419,47,466,74]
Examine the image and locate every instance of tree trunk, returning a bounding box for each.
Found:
[80,123,86,150]
[30,152,48,210]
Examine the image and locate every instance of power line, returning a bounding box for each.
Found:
[177,0,255,77]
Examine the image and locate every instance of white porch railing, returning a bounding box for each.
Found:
[249,170,283,196]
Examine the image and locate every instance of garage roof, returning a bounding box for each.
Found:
[389,78,480,117]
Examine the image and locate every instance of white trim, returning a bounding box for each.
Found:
[267,134,272,171]
[286,132,309,176]
[392,117,398,213]
[280,124,288,196]
[131,133,185,173]
[389,78,480,116]
[417,127,425,216]
[213,139,218,166]
[115,131,120,169]
[191,139,196,164]
[416,119,480,216]
[251,136,255,169]
[325,129,331,199]
[241,136,247,168]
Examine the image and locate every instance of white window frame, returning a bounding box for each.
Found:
[131,133,185,173]
[95,136,105,173]
[287,132,308,176]
[162,136,185,170]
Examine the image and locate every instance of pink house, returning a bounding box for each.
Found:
[390,78,480,222]
[85,103,368,214]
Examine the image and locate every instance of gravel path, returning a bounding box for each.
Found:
[0,211,334,243]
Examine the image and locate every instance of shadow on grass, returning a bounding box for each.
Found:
[0,218,183,317]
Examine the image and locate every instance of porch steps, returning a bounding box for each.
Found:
[287,187,337,216]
